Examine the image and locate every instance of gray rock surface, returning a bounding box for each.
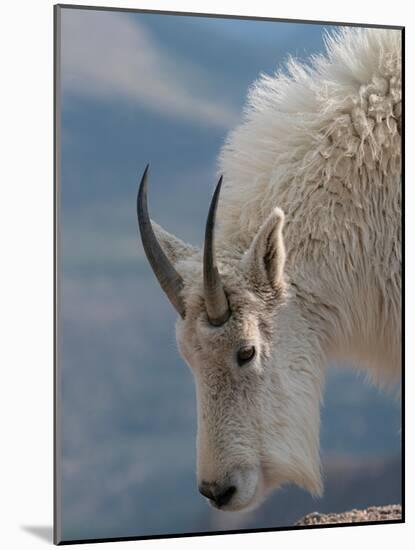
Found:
[296,505,402,526]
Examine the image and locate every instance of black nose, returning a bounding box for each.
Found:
[198,481,237,507]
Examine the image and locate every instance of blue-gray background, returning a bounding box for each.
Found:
[59,7,401,541]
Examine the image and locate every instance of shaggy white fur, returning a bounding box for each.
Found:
[218,27,401,383]
[140,27,401,511]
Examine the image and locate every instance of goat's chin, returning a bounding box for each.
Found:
[261,460,323,499]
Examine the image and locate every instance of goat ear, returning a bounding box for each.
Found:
[151,221,198,266]
[242,208,286,291]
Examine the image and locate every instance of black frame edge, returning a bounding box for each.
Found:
[57,519,404,546]
[53,3,62,546]
[55,3,404,30]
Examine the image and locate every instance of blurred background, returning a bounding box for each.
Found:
[58,7,401,542]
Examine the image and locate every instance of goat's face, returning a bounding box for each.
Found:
[137,167,323,511]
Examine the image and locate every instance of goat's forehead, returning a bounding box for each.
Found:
[176,263,271,349]
[177,299,264,352]
[182,271,260,312]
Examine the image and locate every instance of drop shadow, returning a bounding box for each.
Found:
[21,525,53,544]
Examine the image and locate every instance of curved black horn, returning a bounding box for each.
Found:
[137,164,186,318]
[203,176,231,326]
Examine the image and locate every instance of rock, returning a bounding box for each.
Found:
[295,505,402,526]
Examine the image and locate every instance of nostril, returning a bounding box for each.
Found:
[198,482,237,507]
[216,485,236,507]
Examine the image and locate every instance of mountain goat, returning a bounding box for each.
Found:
[136,27,401,511]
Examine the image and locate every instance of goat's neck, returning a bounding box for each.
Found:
[286,251,399,381]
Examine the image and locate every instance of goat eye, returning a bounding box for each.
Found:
[237,345,256,366]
